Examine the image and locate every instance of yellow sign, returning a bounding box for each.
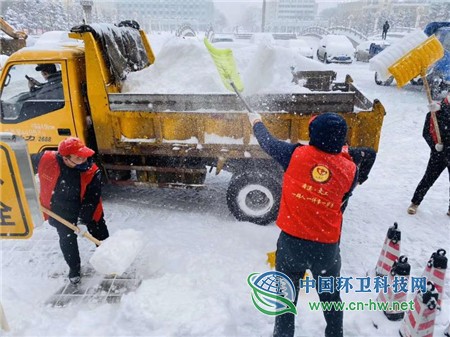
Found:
[311,165,331,183]
[0,142,33,238]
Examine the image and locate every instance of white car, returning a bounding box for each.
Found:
[290,39,314,59]
[276,39,314,59]
[317,35,354,64]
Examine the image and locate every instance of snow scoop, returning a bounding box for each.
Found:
[388,35,444,146]
[203,38,256,112]
[204,38,278,265]
[40,206,143,275]
[371,33,445,145]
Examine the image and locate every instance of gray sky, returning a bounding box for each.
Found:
[213,0,341,27]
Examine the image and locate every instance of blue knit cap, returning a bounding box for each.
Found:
[308,113,348,153]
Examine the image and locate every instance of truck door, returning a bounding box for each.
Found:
[0,61,75,154]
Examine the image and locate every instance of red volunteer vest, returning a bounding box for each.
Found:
[276,146,356,244]
[38,151,103,221]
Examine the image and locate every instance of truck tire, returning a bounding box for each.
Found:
[226,171,281,225]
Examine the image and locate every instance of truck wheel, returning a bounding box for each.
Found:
[226,171,281,225]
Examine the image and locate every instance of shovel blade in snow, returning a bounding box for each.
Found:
[89,229,144,275]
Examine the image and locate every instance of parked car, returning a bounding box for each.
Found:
[276,39,314,59]
[355,40,389,62]
[291,39,314,59]
[316,35,354,64]
[212,34,234,43]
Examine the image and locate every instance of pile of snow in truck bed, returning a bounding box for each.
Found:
[122,35,326,95]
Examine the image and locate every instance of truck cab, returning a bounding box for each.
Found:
[0,45,90,154]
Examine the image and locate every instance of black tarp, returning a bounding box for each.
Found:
[71,21,150,83]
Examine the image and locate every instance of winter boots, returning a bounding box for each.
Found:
[68,268,81,285]
[407,203,418,215]
[408,203,450,216]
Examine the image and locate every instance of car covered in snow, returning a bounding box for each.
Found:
[317,35,354,64]
[290,39,314,59]
[355,40,390,62]
[276,39,314,59]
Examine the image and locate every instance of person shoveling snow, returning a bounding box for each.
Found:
[35,137,142,284]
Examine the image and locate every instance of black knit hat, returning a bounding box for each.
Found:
[35,64,57,73]
[309,113,348,153]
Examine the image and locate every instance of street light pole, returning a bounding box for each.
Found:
[80,0,93,24]
[261,0,266,32]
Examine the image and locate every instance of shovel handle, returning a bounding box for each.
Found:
[40,206,102,246]
[230,81,255,114]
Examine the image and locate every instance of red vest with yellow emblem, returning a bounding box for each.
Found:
[276,146,356,243]
[38,151,103,221]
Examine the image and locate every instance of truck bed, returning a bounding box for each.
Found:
[103,80,383,159]
[108,92,356,113]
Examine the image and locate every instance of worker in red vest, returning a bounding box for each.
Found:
[249,112,361,337]
[35,137,109,284]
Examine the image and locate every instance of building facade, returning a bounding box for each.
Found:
[265,0,318,33]
[94,0,214,32]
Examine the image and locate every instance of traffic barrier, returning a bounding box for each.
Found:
[422,249,447,307]
[399,281,439,337]
[375,222,401,276]
[376,255,410,321]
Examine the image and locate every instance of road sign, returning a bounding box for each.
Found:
[0,133,40,238]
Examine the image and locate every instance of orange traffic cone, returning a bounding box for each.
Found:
[422,249,447,307]
[375,222,401,277]
[376,255,410,321]
[399,281,439,337]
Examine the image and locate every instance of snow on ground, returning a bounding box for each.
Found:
[1,35,449,337]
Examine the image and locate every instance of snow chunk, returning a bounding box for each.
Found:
[89,229,144,275]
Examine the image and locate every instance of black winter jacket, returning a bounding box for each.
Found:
[423,101,450,160]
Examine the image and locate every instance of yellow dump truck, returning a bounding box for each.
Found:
[0,17,27,55]
[0,21,385,225]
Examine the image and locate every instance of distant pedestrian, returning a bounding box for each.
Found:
[408,95,450,216]
[382,21,390,40]
[34,137,109,284]
[248,112,377,337]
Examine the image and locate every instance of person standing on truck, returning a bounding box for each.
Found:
[248,112,372,337]
[27,63,63,99]
[408,97,450,216]
[382,21,390,40]
[34,137,109,284]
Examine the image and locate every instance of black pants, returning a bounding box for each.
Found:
[411,151,449,207]
[49,216,109,277]
[382,31,387,39]
[274,231,343,337]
